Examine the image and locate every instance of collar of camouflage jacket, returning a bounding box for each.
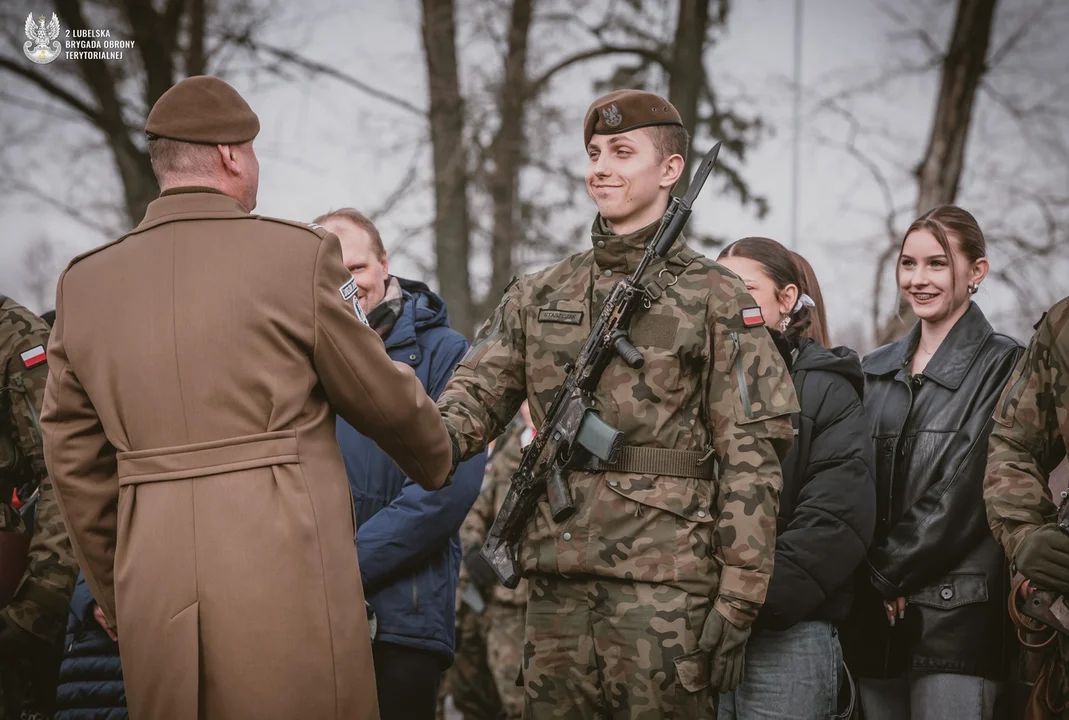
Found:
[589,214,679,273]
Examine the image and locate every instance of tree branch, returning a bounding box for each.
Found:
[987,0,1057,70]
[0,57,105,127]
[229,35,426,117]
[527,44,670,98]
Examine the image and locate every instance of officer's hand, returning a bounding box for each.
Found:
[92,603,118,642]
[1015,524,1069,594]
[698,606,751,692]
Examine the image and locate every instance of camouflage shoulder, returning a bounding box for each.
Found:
[1039,296,1069,335]
[695,259,769,330]
[252,215,333,241]
[0,297,50,359]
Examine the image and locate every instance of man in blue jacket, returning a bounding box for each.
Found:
[317,208,485,719]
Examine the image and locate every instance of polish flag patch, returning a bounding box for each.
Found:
[20,345,46,369]
[741,307,765,328]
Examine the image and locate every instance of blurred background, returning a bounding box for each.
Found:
[1,0,1066,351]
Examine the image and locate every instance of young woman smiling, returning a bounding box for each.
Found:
[842,205,1023,720]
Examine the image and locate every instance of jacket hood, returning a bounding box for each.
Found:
[385,277,451,349]
[792,336,865,399]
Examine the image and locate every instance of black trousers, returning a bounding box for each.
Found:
[372,641,442,720]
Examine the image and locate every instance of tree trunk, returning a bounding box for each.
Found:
[186,0,207,77]
[484,0,534,320]
[421,0,475,337]
[667,0,711,195]
[877,0,998,344]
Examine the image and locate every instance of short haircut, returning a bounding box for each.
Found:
[314,207,386,261]
[147,137,218,180]
[646,124,690,162]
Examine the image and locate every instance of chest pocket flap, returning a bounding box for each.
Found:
[909,572,988,610]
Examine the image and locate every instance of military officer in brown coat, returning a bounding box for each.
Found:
[40,76,453,720]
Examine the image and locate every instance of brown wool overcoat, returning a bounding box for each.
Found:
[40,190,452,720]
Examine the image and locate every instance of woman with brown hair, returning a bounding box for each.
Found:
[717,237,876,719]
[841,205,1023,719]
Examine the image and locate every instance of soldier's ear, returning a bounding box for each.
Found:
[660,154,685,189]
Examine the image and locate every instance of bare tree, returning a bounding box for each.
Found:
[878,0,999,343]
[20,238,63,313]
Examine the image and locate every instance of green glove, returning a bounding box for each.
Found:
[698,606,751,692]
[1015,524,1069,594]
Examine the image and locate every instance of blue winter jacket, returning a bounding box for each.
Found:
[54,572,128,719]
[336,277,485,666]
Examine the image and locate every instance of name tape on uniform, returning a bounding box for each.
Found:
[20,345,46,368]
[339,279,369,327]
[741,307,765,328]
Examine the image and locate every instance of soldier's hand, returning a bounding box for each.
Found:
[698,607,751,692]
[464,545,497,594]
[1015,524,1069,595]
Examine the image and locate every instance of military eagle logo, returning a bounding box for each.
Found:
[601,103,623,128]
[24,12,62,65]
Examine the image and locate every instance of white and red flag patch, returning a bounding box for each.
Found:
[20,345,46,369]
[741,307,765,328]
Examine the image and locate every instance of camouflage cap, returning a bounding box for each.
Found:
[583,90,683,147]
[145,75,260,145]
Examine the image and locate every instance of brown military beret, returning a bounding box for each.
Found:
[583,89,683,147]
[145,75,260,145]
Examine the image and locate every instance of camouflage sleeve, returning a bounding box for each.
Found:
[460,460,498,554]
[706,292,797,628]
[984,307,1069,562]
[0,303,77,643]
[438,284,527,461]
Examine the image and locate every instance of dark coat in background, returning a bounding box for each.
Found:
[842,302,1023,680]
[54,572,128,720]
[755,336,876,632]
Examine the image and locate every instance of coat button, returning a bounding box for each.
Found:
[940,586,954,601]
[603,269,613,278]
[697,510,707,519]
[562,532,572,541]
[409,354,417,361]
[597,240,606,249]
[608,480,619,487]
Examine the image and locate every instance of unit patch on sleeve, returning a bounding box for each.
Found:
[339,278,369,327]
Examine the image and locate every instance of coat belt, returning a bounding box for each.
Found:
[116,430,299,486]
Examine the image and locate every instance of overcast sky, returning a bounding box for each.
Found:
[2,0,1066,348]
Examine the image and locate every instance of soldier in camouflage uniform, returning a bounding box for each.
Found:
[0,296,78,719]
[984,296,1069,714]
[437,90,797,718]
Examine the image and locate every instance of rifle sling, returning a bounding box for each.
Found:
[578,445,716,480]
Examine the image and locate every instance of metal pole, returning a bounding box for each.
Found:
[791,0,804,248]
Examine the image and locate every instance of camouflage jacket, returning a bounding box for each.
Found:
[438,218,797,627]
[0,296,76,643]
[459,422,529,607]
[985,297,1069,562]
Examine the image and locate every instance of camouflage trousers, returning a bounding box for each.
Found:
[522,574,716,719]
[487,602,526,719]
[442,601,502,720]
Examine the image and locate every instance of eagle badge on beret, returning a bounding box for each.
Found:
[601,103,623,128]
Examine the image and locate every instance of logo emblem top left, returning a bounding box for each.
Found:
[24,12,61,65]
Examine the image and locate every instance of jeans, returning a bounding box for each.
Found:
[719,620,843,720]
[857,673,1000,720]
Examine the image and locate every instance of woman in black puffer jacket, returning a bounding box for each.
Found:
[54,572,128,720]
[716,237,877,720]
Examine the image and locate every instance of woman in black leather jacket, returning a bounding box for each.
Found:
[841,205,1023,720]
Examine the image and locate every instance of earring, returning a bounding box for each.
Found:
[779,316,791,332]
[968,283,980,295]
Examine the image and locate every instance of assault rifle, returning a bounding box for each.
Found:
[479,143,723,588]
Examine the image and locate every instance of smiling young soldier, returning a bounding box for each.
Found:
[436,90,797,718]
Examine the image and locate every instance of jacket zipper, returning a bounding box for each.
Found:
[464,297,512,367]
[730,332,753,419]
[881,374,914,676]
